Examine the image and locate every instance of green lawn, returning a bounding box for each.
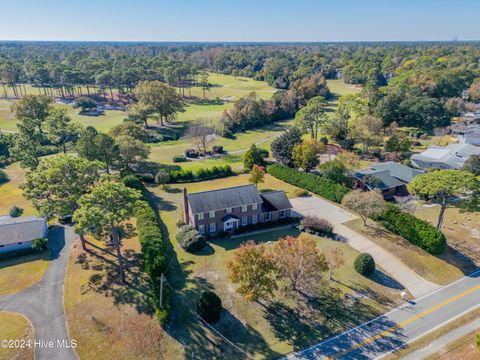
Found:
[0,162,35,216]
[150,175,402,358]
[327,79,362,98]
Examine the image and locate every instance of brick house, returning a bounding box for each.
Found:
[182,184,293,235]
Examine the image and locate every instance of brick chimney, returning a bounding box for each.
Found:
[182,187,189,224]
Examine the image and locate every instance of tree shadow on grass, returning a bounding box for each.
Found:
[264,286,405,353]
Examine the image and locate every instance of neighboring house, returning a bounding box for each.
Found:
[0,216,48,254]
[411,143,480,170]
[463,111,480,124]
[457,131,480,146]
[354,161,424,199]
[182,184,292,235]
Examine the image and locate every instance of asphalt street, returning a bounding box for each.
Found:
[285,269,480,360]
[0,225,78,360]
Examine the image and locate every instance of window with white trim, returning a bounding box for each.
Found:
[198,225,205,234]
[226,207,232,213]
[209,222,217,233]
[198,213,204,220]
[242,216,248,226]
[241,205,248,212]
[252,214,258,224]
[209,210,215,218]
[264,212,272,221]
[280,210,287,218]
[252,203,258,210]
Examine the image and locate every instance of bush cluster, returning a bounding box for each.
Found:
[354,253,376,276]
[299,216,334,237]
[123,175,171,325]
[196,290,222,323]
[376,204,446,254]
[169,165,233,183]
[212,145,224,154]
[229,217,297,237]
[177,225,206,252]
[0,169,8,184]
[172,155,188,163]
[267,164,350,203]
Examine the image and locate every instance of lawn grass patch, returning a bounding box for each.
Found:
[0,162,35,216]
[0,312,34,360]
[345,218,463,285]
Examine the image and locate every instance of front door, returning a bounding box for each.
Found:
[224,219,237,232]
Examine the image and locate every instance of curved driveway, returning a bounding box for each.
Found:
[0,225,78,360]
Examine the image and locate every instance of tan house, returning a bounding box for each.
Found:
[182,184,292,235]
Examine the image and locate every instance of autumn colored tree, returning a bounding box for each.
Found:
[227,240,278,302]
[324,247,345,281]
[249,165,265,188]
[271,234,328,296]
[292,139,324,172]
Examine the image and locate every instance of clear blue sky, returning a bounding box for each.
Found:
[1,0,479,42]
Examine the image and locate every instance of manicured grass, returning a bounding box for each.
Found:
[64,227,170,360]
[326,79,362,98]
[345,218,463,285]
[148,119,293,170]
[188,73,276,101]
[415,204,480,273]
[0,163,35,216]
[0,312,34,360]
[149,175,402,358]
[0,250,50,296]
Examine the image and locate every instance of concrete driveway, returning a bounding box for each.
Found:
[290,196,357,224]
[0,225,78,360]
[290,196,441,298]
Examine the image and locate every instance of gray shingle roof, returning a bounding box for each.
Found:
[187,184,263,214]
[355,169,406,190]
[366,161,424,183]
[260,191,292,211]
[0,216,47,246]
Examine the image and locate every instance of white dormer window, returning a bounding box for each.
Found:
[241,205,248,212]
[198,213,204,220]
[252,203,258,210]
[209,211,215,218]
[226,207,232,213]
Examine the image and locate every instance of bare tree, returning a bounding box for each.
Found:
[186,119,215,153]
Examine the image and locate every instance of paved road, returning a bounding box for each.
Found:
[403,317,480,359]
[290,196,440,298]
[285,269,480,360]
[0,225,78,360]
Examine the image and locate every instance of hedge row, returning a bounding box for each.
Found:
[169,165,233,183]
[376,204,446,255]
[123,175,171,325]
[267,164,446,254]
[267,164,350,203]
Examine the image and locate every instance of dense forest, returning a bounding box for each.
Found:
[1,41,480,164]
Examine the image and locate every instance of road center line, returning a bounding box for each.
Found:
[326,284,480,359]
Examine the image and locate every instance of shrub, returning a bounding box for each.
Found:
[267,164,350,203]
[31,237,48,252]
[300,216,334,237]
[169,165,233,183]
[320,136,328,145]
[293,189,310,197]
[476,333,480,351]
[185,149,199,158]
[354,253,375,276]
[376,204,446,254]
[196,290,222,323]
[9,206,24,218]
[177,225,206,252]
[139,173,155,183]
[0,169,8,184]
[176,219,186,228]
[212,145,224,154]
[123,176,171,326]
[172,155,188,163]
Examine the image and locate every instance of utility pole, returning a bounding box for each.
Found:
[159,273,165,308]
